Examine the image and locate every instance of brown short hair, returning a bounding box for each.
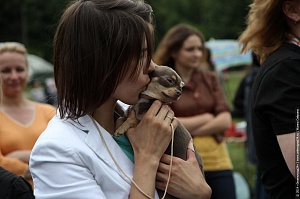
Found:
[54,0,154,119]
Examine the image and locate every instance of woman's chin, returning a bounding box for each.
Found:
[121,98,139,106]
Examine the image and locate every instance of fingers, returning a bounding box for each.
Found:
[165,110,175,122]
[145,100,175,124]
[187,139,195,153]
[159,154,172,169]
[144,100,163,117]
[165,115,173,122]
[157,105,172,121]
[156,157,172,182]
[186,139,196,161]
[160,139,196,165]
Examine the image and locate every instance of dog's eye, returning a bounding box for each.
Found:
[166,77,174,84]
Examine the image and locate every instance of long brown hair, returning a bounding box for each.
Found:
[153,24,205,69]
[54,0,154,119]
[239,0,289,63]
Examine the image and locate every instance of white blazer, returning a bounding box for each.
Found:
[30,112,159,199]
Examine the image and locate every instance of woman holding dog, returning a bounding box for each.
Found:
[29,0,211,198]
[154,24,236,199]
[239,0,300,198]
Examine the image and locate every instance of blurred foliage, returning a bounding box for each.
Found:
[0,0,252,62]
[0,0,68,62]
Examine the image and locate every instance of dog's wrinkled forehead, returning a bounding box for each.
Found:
[151,65,184,88]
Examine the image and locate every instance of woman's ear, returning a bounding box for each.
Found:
[283,1,300,22]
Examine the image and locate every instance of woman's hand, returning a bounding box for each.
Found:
[126,100,179,198]
[127,100,178,162]
[156,140,212,199]
[213,132,226,143]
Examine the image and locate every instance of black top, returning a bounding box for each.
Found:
[0,167,34,199]
[251,42,300,198]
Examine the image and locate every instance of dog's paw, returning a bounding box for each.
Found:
[114,126,127,136]
[116,117,126,129]
[114,118,139,136]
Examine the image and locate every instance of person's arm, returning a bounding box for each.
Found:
[6,151,32,179]
[127,100,178,198]
[6,150,31,163]
[0,149,28,176]
[193,111,231,136]
[176,113,214,133]
[178,111,231,136]
[277,132,296,177]
[156,140,212,199]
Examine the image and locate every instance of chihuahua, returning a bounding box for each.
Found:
[115,65,203,199]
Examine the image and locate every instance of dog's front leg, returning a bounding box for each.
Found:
[115,117,126,130]
[114,117,139,136]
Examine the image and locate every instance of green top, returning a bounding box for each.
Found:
[113,134,134,163]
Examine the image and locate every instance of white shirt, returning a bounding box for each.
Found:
[30,111,159,199]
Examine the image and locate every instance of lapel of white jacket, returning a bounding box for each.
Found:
[67,114,160,199]
[75,114,134,185]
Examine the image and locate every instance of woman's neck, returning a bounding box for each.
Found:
[1,94,29,108]
[92,99,117,135]
[174,65,195,83]
[293,25,300,39]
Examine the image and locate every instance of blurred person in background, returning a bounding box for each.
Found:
[0,76,34,199]
[0,42,55,185]
[30,80,46,103]
[44,77,57,107]
[199,47,216,72]
[231,52,268,199]
[239,0,300,198]
[199,46,227,96]
[154,23,236,199]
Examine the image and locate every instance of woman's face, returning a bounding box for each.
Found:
[173,34,204,70]
[113,57,155,105]
[0,52,28,97]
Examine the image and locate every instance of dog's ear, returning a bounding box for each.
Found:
[180,81,185,88]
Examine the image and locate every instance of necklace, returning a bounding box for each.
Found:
[88,115,175,199]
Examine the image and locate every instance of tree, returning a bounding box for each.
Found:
[147,0,251,42]
[0,0,67,62]
[0,0,252,61]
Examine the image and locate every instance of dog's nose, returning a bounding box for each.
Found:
[176,89,181,96]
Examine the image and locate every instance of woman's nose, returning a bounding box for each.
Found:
[195,50,203,59]
[10,70,19,79]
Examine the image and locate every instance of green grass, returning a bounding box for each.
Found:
[224,70,257,197]
[228,142,256,195]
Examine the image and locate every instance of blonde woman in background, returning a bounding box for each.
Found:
[239,0,300,198]
[0,66,35,199]
[0,42,55,184]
